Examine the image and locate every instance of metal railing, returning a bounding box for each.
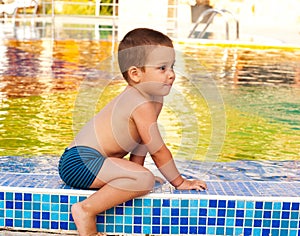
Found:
[1,1,240,42]
[188,8,239,40]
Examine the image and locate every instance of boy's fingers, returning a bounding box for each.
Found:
[178,179,207,191]
[194,185,205,191]
[195,181,207,191]
[197,180,207,190]
[198,184,207,191]
[201,183,208,190]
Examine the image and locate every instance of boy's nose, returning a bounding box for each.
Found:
[168,69,175,80]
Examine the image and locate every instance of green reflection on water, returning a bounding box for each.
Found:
[0,92,75,156]
[220,86,300,161]
[0,39,299,161]
[0,82,299,161]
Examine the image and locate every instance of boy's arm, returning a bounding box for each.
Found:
[131,102,184,187]
[151,144,185,187]
[152,145,207,191]
[129,142,184,186]
[132,102,207,191]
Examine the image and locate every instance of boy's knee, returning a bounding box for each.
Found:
[137,170,155,191]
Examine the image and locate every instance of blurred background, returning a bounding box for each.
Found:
[1,0,299,43]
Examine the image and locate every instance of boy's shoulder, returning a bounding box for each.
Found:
[111,86,163,115]
[117,86,155,104]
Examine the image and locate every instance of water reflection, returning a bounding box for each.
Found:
[0,40,43,97]
[0,39,116,98]
[0,39,299,162]
[181,44,300,86]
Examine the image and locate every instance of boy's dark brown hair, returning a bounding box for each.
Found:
[118,28,174,81]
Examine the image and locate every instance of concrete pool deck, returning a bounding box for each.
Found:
[0,157,299,236]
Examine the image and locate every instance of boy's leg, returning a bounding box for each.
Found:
[72,157,155,236]
[91,157,155,191]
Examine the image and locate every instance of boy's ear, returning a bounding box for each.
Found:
[128,66,142,83]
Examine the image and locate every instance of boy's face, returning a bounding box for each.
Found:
[137,46,176,96]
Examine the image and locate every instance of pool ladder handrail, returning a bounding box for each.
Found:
[188,8,239,40]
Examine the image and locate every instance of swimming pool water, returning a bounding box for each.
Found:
[0,36,299,236]
[0,38,299,180]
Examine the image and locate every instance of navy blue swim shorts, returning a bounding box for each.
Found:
[58,146,106,189]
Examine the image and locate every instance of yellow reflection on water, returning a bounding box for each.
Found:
[0,39,299,161]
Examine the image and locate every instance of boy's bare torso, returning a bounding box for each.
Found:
[69,85,163,158]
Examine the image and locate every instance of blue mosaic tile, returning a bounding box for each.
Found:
[0,159,300,235]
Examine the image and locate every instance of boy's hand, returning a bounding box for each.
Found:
[175,179,207,191]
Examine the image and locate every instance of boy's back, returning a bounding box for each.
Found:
[69,85,163,158]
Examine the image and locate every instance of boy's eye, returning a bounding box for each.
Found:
[157,62,175,71]
[159,65,166,71]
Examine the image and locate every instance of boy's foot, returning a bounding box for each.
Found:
[71,202,98,236]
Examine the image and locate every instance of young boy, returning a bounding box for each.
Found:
[58,28,207,236]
